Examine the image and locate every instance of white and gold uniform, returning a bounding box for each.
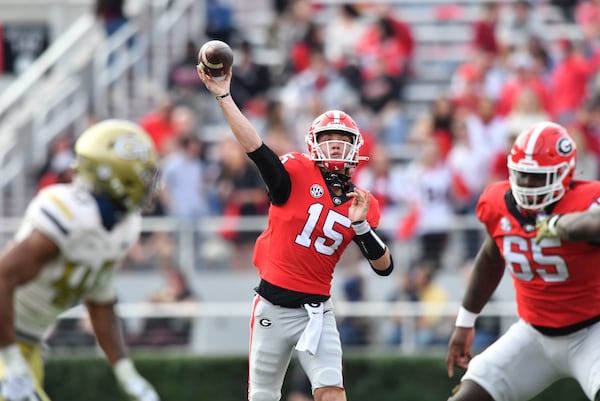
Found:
[13,183,140,343]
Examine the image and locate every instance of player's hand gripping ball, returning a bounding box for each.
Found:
[197,40,233,81]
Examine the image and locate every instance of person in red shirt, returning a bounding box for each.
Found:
[471,2,500,56]
[197,67,393,401]
[138,96,178,157]
[446,121,600,401]
[496,51,554,118]
[551,38,600,125]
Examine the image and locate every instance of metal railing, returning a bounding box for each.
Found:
[57,300,518,355]
[0,0,203,218]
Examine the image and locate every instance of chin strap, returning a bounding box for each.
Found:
[323,172,350,190]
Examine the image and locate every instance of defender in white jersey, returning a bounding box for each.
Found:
[0,120,161,401]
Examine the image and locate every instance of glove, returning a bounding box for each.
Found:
[0,344,37,401]
[535,214,562,245]
[114,358,160,401]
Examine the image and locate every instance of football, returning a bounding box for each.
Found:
[197,40,234,80]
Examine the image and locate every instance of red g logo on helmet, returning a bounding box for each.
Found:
[305,110,365,173]
[507,121,577,211]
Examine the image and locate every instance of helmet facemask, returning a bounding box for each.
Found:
[507,121,576,212]
[508,160,572,211]
[313,132,362,174]
[306,110,367,176]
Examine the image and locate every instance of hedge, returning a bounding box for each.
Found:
[44,353,587,401]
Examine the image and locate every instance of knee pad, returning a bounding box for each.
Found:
[312,367,343,389]
[250,390,279,401]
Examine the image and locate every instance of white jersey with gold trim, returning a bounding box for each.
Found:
[11,183,141,341]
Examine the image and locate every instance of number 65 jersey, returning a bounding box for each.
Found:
[11,184,141,342]
[476,180,600,329]
[253,152,380,297]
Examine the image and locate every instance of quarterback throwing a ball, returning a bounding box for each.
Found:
[198,64,393,400]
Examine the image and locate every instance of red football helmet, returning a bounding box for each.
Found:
[507,121,577,211]
[305,110,366,173]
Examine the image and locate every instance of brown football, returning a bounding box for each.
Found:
[197,40,234,80]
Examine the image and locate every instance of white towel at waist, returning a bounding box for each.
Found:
[295,302,324,356]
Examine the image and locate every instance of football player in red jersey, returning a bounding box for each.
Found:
[198,69,393,401]
[446,121,600,401]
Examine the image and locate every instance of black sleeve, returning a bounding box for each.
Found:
[246,143,292,205]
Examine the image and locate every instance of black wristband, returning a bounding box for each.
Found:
[216,93,230,100]
[355,229,387,260]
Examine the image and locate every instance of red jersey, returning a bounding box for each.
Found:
[477,180,600,327]
[253,152,381,296]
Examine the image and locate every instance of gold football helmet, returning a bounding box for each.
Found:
[74,119,159,212]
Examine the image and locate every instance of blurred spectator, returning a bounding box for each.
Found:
[450,47,505,113]
[231,40,272,112]
[128,243,197,348]
[280,47,359,146]
[355,12,414,100]
[387,261,451,347]
[551,0,578,22]
[354,143,396,217]
[139,95,179,157]
[95,0,128,37]
[160,134,208,220]
[496,51,553,118]
[390,138,453,271]
[577,95,600,176]
[36,134,75,192]
[338,275,371,347]
[205,0,236,43]
[168,40,204,98]
[410,96,457,160]
[505,87,550,139]
[464,96,508,159]
[488,130,519,184]
[527,36,554,82]
[288,21,324,75]
[575,0,600,48]
[551,38,600,125]
[267,0,314,69]
[569,122,599,180]
[472,2,500,56]
[323,4,367,69]
[495,1,546,55]
[216,138,269,271]
[447,119,489,261]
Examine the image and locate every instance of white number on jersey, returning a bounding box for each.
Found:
[295,203,351,255]
[502,235,569,282]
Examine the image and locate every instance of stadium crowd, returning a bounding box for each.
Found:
[34,0,600,352]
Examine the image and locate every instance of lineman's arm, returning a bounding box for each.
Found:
[446,234,504,378]
[0,231,59,346]
[537,208,600,243]
[197,68,262,152]
[461,234,505,314]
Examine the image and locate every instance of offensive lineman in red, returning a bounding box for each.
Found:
[447,121,600,401]
[198,68,393,400]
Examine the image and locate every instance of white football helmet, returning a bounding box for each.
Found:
[508,121,577,211]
